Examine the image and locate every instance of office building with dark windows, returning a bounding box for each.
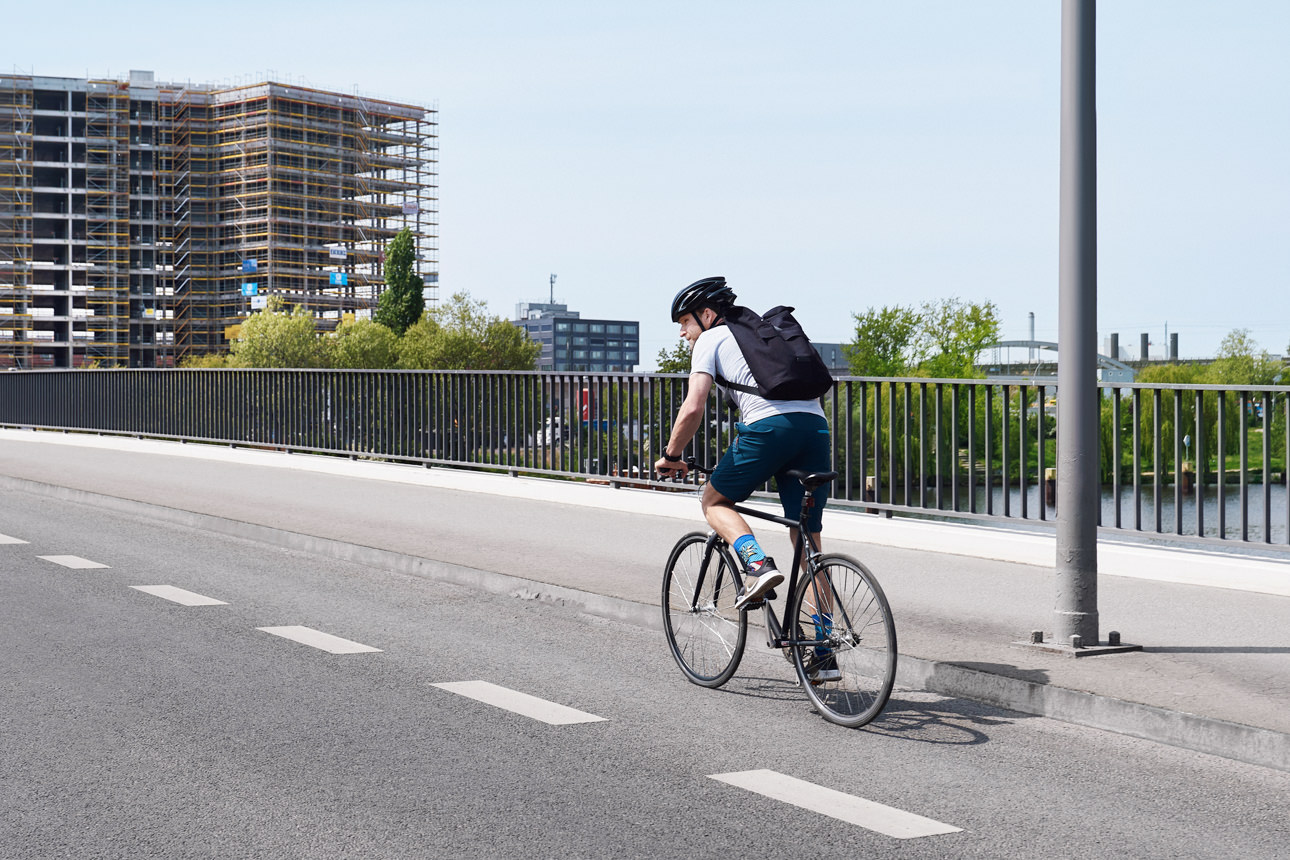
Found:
[513,301,640,372]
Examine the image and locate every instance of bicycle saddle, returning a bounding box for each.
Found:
[785,469,838,492]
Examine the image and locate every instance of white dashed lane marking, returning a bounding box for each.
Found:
[431,680,608,725]
[0,533,29,544]
[130,585,229,606]
[256,625,382,654]
[709,770,962,839]
[38,555,110,569]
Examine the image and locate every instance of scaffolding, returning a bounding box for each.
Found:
[168,81,437,357]
[84,80,130,364]
[0,74,438,368]
[0,77,33,367]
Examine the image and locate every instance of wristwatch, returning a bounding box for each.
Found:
[663,450,682,462]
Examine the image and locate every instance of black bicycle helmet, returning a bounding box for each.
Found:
[670,276,736,323]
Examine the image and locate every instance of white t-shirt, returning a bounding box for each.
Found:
[689,325,826,425]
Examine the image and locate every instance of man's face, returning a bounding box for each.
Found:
[678,310,709,345]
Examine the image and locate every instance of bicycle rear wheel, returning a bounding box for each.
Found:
[662,532,747,688]
[790,554,897,727]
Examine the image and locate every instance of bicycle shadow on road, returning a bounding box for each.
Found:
[712,674,1028,747]
[855,660,1053,746]
[864,692,1029,747]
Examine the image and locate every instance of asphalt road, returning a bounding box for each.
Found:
[2,487,1287,859]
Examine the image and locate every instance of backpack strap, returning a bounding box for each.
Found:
[706,315,761,398]
[713,372,758,396]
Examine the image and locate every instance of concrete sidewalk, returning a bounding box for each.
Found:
[2,428,1287,773]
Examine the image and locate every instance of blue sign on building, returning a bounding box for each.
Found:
[242,259,258,273]
[241,282,258,296]
[329,272,349,286]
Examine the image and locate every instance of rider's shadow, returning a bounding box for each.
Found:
[714,651,1040,746]
[717,678,1024,747]
[863,694,1025,746]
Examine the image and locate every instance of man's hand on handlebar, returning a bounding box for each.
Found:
[654,452,691,480]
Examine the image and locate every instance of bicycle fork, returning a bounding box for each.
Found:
[688,531,744,613]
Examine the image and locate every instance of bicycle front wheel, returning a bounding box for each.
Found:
[790,554,897,727]
[662,532,747,688]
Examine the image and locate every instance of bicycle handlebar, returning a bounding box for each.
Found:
[682,456,710,476]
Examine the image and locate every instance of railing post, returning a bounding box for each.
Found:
[1055,0,1100,646]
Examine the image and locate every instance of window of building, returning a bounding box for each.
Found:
[574,336,588,346]
[591,350,604,360]
[590,323,605,333]
[573,350,587,359]
[574,322,588,333]
[624,324,638,335]
[556,321,571,331]
[608,324,622,334]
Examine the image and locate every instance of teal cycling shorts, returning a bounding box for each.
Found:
[708,412,831,532]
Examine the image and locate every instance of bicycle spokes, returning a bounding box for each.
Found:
[790,555,897,728]
[662,533,748,688]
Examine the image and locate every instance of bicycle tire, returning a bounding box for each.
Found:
[789,554,897,727]
[661,531,747,688]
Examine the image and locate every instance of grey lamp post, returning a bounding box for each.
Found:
[1055,0,1101,647]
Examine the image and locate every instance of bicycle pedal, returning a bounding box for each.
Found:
[764,588,777,600]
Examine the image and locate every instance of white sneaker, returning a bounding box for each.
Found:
[808,651,842,684]
[735,561,783,610]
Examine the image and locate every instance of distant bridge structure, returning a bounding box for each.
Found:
[978,340,1137,383]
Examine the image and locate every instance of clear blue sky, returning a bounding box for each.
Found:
[12,1,1288,368]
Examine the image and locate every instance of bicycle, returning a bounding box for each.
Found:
[661,458,898,728]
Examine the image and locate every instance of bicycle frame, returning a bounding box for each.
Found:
[664,461,898,726]
[685,491,857,656]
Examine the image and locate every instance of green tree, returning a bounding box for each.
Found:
[396,291,539,370]
[396,312,443,369]
[844,305,919,377]
[374,228,425,336]
[1209,328,1280,386]
[1136,362,1209,385]
[229,297,326,368]
[655,339,692,373]
[327,315,400,369]
[915,297,1000,379]
[179,352,231,368]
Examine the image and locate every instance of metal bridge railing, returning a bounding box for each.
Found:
[1,369,1287,552]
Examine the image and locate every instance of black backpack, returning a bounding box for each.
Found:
[714,305,834,401]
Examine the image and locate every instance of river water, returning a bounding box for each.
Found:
[960,483,1290,545]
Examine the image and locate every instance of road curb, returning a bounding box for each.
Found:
[895,659,1289,773]
[4,473,1287,774]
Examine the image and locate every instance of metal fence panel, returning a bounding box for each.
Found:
[1,369,1287,552]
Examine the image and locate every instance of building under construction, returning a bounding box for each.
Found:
[0,71,437,368]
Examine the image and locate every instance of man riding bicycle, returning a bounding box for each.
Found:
[654,276,832,613]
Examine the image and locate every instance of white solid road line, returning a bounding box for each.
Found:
[709,769,962,840]
[38,555,110,569]
[0,532,29,544]
[431,680,608,725]
[130,585,229,606]
[256,625,382,654]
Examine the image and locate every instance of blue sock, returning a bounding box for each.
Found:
[812,613,833,657]
[733,534,766,571]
